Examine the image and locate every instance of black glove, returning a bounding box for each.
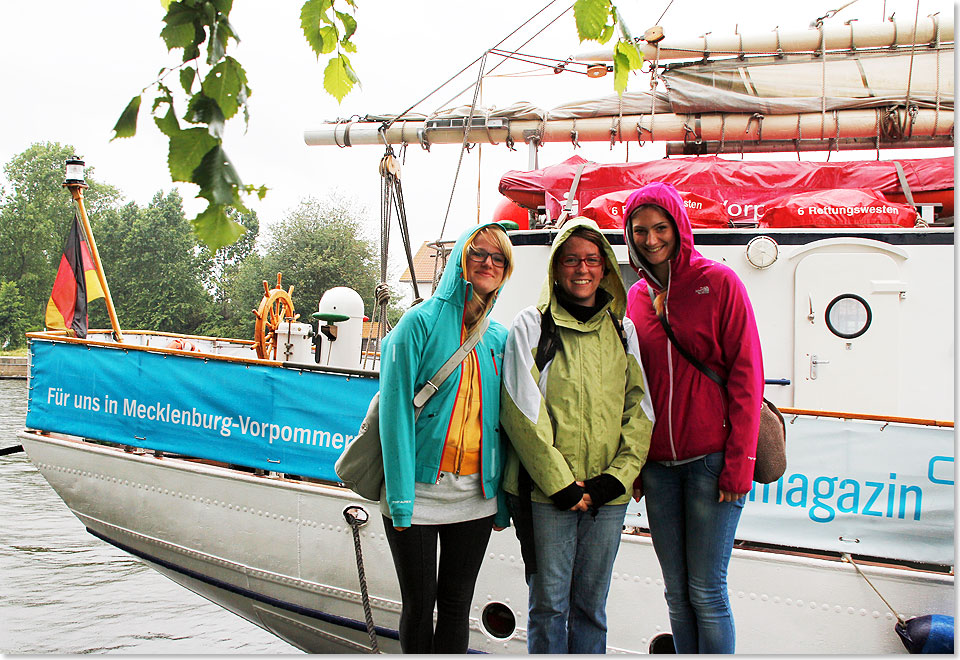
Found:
[582,473,625,512]
[549,482,584,510]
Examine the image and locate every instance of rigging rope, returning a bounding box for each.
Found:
[382,0,566,129]
[901,0,922,135]
[436,3,575,110]
[362,144,421,369]
[436,50,489,244]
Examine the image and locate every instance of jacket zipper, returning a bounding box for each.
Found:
[477,349,487,498]
[663,276,678,460]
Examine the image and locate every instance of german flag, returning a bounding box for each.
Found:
[44,212,104,338]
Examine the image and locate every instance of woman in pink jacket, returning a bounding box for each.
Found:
[622,182,763,653]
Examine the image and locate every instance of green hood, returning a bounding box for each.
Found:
[537,217,626,319]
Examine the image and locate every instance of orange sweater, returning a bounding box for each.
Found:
[440,329,483,475]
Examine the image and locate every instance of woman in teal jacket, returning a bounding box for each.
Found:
[379,222,513,653]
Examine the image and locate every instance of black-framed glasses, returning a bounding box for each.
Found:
[558,254,604,268]
[467,246,508,268]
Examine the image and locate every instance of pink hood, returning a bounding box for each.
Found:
[622,181,698,292]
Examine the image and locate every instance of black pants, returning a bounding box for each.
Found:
[383,515,494,653]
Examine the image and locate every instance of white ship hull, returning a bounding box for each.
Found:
[19,426,953,654]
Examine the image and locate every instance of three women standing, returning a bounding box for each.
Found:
[500,218,654,654]
[622,182,764,653]
[378,222,513,654]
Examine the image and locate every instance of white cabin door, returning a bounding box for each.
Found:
[794,252,901,415]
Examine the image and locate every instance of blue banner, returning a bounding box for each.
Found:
[26,340,379,482]
[627,415,955,565]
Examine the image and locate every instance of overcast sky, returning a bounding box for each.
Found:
[0,0,952,255]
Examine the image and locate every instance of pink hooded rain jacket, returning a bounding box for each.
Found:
[623,182,764,494]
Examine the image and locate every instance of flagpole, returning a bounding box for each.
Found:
[63,176,124,343]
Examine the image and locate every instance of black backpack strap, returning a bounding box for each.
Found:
[534,306,562,373]
[607,309,628,354]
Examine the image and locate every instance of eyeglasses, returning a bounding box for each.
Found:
[467,246,508,268]
[558,254,604,268]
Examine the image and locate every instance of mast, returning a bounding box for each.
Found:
[574,15,952,62]
[305,108,951,148]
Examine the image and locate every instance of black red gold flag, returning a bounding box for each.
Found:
[44,212,105,338]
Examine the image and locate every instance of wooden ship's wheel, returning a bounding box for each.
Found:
[253,273,298,360]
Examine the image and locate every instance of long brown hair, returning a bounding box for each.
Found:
[461,225,514,332]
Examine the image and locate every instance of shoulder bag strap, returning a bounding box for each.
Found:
[648,285,725,388]
[412,316,490,410]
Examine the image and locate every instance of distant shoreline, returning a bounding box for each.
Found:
[0,356,27,380]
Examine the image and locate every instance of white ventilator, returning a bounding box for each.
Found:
[315,287,365,368]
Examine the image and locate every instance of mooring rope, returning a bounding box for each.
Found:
[344,506,380,653]
[842,553,907,625]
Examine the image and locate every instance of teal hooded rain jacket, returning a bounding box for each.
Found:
[379,223,510,528]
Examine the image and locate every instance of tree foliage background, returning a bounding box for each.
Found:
[0,142,388,348]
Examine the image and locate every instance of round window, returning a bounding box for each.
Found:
[825,294,872,339]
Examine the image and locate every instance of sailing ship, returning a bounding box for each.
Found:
[15,6,954,654]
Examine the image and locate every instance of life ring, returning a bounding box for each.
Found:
[165,338,198,352]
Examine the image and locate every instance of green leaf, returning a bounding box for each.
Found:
[111,94,142,140]
[574,0,611,42]
[336,10,357,40]
[615,39,643,70]
[185,92,226,137]
[599,23,615,44]
[201,57,247,120]
[301,0,333,57]
[210,0,233,14]
[160,3,200,52]
[180,65,196,94]
[207,16,230,64]
[193,145,243,206]
[340,37,357,53]
[167,128,217,181]
[318,25,339,54]
[191,203,246,253]
[323,53,358,102]
[613,49,630,96]
[154,105,181,138]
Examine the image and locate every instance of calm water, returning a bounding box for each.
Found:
[0,379,296,654]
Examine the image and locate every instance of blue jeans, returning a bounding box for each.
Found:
[642,452,744,654]
[519,498,627,654]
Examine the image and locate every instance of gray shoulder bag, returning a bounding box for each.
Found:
[335,317,490,501]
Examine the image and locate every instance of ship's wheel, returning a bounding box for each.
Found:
[253,273,298,360]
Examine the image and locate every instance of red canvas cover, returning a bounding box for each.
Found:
[759,189,918,228]
[499,155,953,224]
[582,189,728,228]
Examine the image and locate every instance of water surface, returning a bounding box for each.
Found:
[0,379,295,654]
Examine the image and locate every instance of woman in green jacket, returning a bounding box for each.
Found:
[379,222,513,653]
[500,217,654,653]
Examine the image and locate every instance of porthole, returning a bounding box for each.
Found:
[480,602,516,640]
[825,294,872,339]
[649,632,676,653]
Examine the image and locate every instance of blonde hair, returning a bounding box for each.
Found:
[461,225,514,332]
